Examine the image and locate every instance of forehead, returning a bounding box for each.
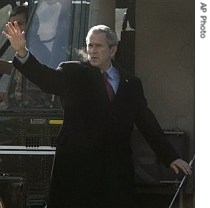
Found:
[10,13,27,22]
[87,32,107,44]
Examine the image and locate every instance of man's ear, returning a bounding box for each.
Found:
[111,46,118,58]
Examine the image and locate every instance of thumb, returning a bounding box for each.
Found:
[170,164,179,174]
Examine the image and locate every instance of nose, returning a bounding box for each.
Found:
[87,44,98,54]
[90,46,97,53]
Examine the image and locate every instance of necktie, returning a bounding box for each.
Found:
[103,72,115,102]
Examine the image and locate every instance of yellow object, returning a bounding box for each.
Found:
[49,120,63,125]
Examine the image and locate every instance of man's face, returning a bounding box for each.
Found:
[86,32,117,71]
[10,13,27,32]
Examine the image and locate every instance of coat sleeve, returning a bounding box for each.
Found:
[13,52,66,96]
[134,79,180,167]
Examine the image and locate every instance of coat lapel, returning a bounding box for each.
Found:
[114,65,131,104]
[84,61,131,106]
[84,62,111,105]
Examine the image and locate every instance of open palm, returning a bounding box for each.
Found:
[2,21,26,55]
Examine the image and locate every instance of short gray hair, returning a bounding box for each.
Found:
[86,25,118,47]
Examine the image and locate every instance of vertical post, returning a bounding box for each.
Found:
[88,0,116,29]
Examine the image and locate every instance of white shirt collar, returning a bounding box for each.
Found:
[102,64,118,80]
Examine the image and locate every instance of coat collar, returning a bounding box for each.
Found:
[83,60,132,89]
[111,60,131,86]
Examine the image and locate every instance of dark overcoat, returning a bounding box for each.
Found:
[13,53,179,208]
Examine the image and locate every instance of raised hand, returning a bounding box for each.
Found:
[2,21,27,57]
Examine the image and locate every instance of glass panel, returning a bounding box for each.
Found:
[6,0,73,109]
[1,0,90,109]
[0,4,11,48]
[70,0,90,61]
[0,4,13,109]
[27,0,71,67]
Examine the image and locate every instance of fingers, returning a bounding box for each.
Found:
[3,21,21,37]
[179,164,190,175]
[170,159,192,175]
[183,161,192,174]
[2,31,11,40]
[179,160,192,175]
[2,23,13,40]
[2,21,26,53]
[170,164,179,174]
[14,21,21,34]
[6,22,16,35]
